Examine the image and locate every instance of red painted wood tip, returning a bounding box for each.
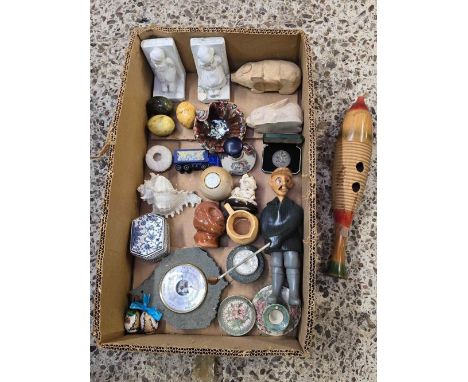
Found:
[349,96,369,111]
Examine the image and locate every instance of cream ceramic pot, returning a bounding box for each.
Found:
[199,166,233,201]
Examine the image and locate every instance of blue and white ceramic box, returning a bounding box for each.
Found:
[130,213,170,261]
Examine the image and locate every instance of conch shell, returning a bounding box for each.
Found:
[138,173,201,217]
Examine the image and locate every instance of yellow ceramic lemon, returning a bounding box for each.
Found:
[176,101,196,129]
[147,115,175,136]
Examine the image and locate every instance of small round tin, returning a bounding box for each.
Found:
[159,264,207,314]
[262,304,290,334]
[252,285,301,336]
[226,245,264,284]
[217,296,256,336]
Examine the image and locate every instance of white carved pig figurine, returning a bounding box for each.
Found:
[246,99,303,133]
[231,60,301,94]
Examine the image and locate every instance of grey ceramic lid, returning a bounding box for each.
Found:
[226,245,264,284]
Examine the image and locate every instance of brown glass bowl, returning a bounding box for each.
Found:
[194,101,246,153]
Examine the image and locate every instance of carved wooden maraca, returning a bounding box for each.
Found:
[326,96,373,278]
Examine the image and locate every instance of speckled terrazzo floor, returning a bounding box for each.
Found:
[90,1,377,381]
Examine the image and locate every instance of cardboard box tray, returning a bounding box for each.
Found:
[93,26,317,356]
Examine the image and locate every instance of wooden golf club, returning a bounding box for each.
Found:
[207,242,270,285]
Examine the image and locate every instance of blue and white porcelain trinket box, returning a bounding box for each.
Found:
[130,213,170,261]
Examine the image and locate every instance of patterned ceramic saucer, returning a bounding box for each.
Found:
[262,304,290,334]
[252,285,301,336]
[217,296,256,336]
[220,143,257,175]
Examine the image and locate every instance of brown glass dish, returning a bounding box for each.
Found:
[194,101,246,153]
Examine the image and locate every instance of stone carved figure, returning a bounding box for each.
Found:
[197,46,227,98]
[230,174,257,206]
[246,99,303,134]
[260,167,303,306]
[191,37,230,103]
[231,60,301,95]
[141,38,186,101]
[150,48,177,94]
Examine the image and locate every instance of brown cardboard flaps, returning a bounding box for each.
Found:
[90,125,115,159]
[94,26,316,356]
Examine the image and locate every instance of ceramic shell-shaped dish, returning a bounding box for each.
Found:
[194,101,246,153]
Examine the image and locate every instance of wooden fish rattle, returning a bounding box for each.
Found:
[326,96,373,278]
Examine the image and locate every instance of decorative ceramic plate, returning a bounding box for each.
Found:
[194,101,246,153]
[217,296,256,336]
[252,285,301,336]
[220,143,257,175]
[159,264,207,313]
[226,245,264,284]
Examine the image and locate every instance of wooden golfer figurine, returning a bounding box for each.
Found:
[260,167,303,306]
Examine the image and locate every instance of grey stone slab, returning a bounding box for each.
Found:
[130,247,227,329]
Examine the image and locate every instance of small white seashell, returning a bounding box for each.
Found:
[140,312,159,334]
[137,173,202,218]
[124,309,141,334]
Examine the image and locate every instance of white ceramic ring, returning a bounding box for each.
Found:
[145,145,173,172]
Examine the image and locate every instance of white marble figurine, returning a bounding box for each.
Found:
[230,174,257,206]
[190,37,230,103]
[141,38,186,101]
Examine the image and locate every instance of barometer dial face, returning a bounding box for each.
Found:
[159,264,207,313]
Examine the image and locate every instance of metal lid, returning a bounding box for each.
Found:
[159,264,207,313]
[204,172,221,189]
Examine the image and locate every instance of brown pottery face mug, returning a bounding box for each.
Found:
[224,203,258,245]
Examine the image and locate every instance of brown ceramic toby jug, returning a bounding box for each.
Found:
[224,203,259,245]
[193,201,225,248]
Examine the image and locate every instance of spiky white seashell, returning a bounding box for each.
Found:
[138,173,201,218]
